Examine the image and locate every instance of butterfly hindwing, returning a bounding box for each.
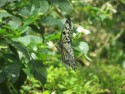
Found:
[61,43,76,69]
[58,18,76,69]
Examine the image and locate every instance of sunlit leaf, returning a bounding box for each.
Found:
[39,1,49,13]
[45,33,60,40]
[0,29,6,34]
[42,16,60,26]
[8,21,19,30]
[0,0,7,8]
[23,17,36,25]
[51,0,73,13]
[19,7,31,17]
[17,25,30,35]
[7,0,17,2]
[0,10,12,18]
[31,0,49,13]
[121,0,125,5]
[12,35,43,45]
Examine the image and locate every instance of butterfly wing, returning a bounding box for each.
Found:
[59,18,72,43]
[61,42,76,69]
[58,18,76,69]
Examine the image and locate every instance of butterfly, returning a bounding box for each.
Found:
[58,18,76,69]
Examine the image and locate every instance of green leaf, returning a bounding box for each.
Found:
[19,7,31,17]
[37,0,49,13]
[14,69,27,90]
[4,63,20,83]
[31,0,49,14]
[19,0,49,17]
[99,14,107,21]
[0,10,12,19]
[23,17,35,25]
[42,16,60,26]
[0,55,5,67]
[30,24,45,35]
[121,0,125,5]
[0,29,6,34]
[4,53,19,63]
[39,1,49,13]
[28,60,47,85]
[8,21,19,30]
[0,0,7,8]
[6,0,17,2]
[7,41,30,61]
[12,35,43,45]
[12,16,22,26]
[17,25,30,35]
[0,70,6,83]
[51,0,73,13]
[45,33,60,41]
[8,44,19,60]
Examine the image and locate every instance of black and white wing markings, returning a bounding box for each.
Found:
[58,18,76,69]
[61,42,76,69]
[60,18,72,43]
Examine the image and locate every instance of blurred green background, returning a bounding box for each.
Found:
[0,0,125,94]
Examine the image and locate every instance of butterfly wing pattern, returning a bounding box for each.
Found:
[58,18,76,69]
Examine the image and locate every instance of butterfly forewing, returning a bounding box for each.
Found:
[60,18,72,43]
[58,18,76,69]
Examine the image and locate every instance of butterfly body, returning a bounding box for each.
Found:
[58,18,76,70]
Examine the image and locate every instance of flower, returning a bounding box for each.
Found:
[47,41,54,48]
[47,41,57,51]
[101,2,117,13]
[76,26,90,35]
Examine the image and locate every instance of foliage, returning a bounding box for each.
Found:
[0,0,125,94]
